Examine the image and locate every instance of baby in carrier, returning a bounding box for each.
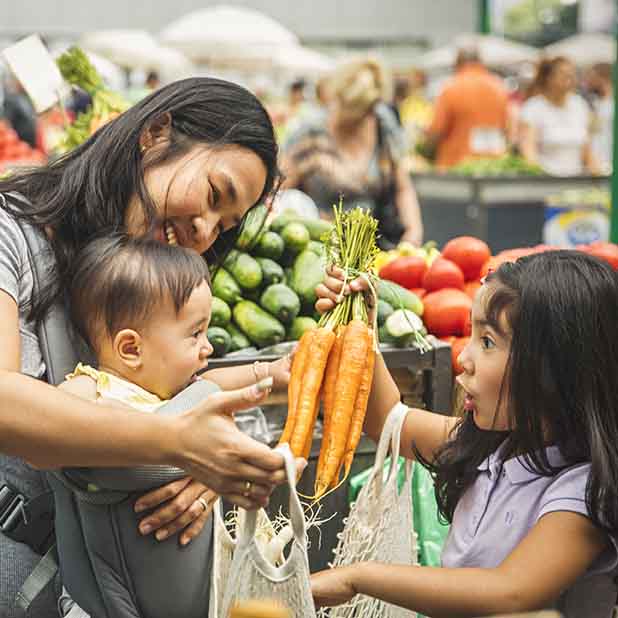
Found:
[51,235,260,618]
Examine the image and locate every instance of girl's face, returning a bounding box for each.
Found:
[456,285,512,431]
[125,144,267,254]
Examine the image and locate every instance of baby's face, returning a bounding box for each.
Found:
[137,281,213,399]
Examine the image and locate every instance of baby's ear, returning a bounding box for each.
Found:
[114,329,142,370]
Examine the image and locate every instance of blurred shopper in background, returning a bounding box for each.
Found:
[519,57,599,176]
[2,77,37,148]
[426,47,509,168]
[281,57,423,247]
[145,70,161,91]
[586,62,614,174]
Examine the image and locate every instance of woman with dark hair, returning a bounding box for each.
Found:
[519,56,599,176]
[313,251,618,617]
[0,77,294,618]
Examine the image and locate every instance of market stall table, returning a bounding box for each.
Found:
[412,172,610,253]
[207,339,452,572]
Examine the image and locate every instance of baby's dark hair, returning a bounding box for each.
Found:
[69,234,211,353]
[428,250,618,534]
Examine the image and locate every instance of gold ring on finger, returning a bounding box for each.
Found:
[196,496,209,512]
[243,480,252,498]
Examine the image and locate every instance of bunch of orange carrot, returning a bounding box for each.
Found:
[279,205,379,499]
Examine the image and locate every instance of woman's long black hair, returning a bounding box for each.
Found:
[426,250,618,534]
[0,77,279,323]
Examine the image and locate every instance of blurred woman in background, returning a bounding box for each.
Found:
[519,56,599,176]
[281,57,423,248]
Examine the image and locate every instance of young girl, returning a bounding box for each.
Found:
[312,250,618,617]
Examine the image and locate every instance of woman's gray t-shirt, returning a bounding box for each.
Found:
[0,205,59,618]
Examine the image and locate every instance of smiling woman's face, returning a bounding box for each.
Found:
[125,144,267,254]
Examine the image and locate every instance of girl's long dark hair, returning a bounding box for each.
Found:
[426,250,618,534]
[0,77,279,323]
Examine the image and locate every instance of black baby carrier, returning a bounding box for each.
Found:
[16,220,215,618]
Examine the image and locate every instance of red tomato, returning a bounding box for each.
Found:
[4,129,19,146]
[379,255,428,289]
[450,336,470,375]
[408,287,426,299]
[442,236,491,281]
[422,257,465,292]
[464,280,481,299]
[422,288,472,337]
[580,242,618,270]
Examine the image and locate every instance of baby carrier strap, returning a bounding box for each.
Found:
[17,217,215,618]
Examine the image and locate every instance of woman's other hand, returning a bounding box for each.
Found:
[315,265,375,321]
[311,565,359,607]
[134,477,217,546]
[174,380,305,508]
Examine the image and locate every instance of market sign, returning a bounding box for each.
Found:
[2,34,69,113]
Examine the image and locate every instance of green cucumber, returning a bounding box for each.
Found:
[228,252,263,291]
[376,299,394,327]
[233,300,286,348]
[260,284,301,325]
[226,322,251,352]
[212,268,242,306]
[207,326,231,357]
[287,316,318,341]
[280,222,310,254]
[254,231,285,260]
[222,249,240,271]
[271,212,333,241]
[377,279,424,316]
[236,204,268,251]
[210,296,232,327]
[255,257,285,286]
[384,309,425,347]
[307,240,325,256]
[289,250,326,306]
[378,324,398,346]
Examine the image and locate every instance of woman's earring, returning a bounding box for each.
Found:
[140,145,147,154]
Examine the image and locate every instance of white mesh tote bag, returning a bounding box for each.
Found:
[324,401,418,618]
[209,499,236,618]
[220,444,316,617]
[209,503,279,618]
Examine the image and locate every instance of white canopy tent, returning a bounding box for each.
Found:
[273,45,335,76]
[415,34,540,72]
[160,5,299,70]
[80,29,193,81]
[544,33,616,67]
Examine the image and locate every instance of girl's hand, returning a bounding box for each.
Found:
[134,477,218,546]
[315,265,376,322]
[311,565,358,607]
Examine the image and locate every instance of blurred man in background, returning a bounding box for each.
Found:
[426,47,509,168]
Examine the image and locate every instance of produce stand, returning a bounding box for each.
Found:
[208,340,452,571]
[412,172,611,253]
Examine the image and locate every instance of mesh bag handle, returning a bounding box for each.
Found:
[236,444,308,578]
[365,402,412,502]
